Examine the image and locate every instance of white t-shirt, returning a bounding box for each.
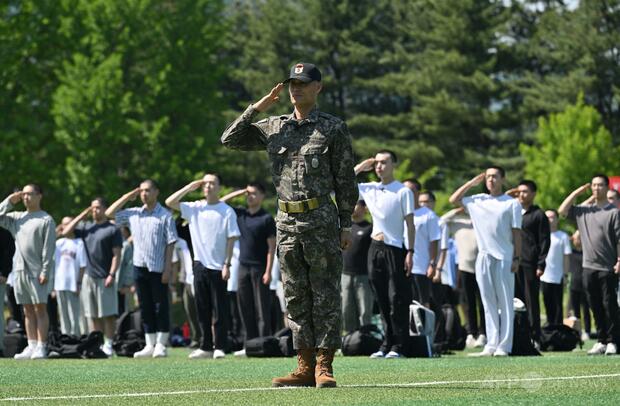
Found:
[54,238,87,292]
[408,207,441,275]
[358,181,414,249]
[172,238,194,286]
[462,193,522,260]
[180,201,241,270]
[541,230,572,284]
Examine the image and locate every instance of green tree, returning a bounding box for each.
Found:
[520,96,619,210]
[51,0,228,211]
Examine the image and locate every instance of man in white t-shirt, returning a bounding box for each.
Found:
[542,210,572,325]
[355,150,415,358]
[54,217,87,336]
[450,166,522,357]
[166,173,241,359]
[403,186,440,309]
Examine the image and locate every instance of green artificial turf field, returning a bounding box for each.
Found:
[1,341,619,405]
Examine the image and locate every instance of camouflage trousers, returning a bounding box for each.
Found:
[277,224,342,350]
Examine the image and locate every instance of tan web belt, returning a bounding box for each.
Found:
[277,195,330,214]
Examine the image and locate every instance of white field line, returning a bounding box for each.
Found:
[1,373,619,402]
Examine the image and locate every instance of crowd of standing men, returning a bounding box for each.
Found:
[1,62,619,390]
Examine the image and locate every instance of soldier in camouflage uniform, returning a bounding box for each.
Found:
[221,62,358,388]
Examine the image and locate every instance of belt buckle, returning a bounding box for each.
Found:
[288,201,304,213]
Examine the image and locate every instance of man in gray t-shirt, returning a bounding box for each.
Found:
[0,184,56,360]
[560,175,620,356]
[62,197,122,356]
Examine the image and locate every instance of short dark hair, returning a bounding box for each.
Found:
[518,180,537,193]
[141,179,159,190]
[357,200,366,207]
[247,181,266,194]
[25,183,43,195]
[376,149,398,164]
[205,173,223,185]
[592,174,609,186]
[403,178,422,191]
[91,197,108,207]
[609,189,620,199]
[487,166,506,178]
[419,190,436,202]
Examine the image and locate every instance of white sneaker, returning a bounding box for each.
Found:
[581,332,590,342]
[370,350,386,359]
[14,345,35,360]
[133,345,154,358]
[468,347,495,357]
[102,342,114,357]
[30,345,48,360]
[189,349,213,359]
[213,349,226,359]
[533,341,541,351]
[605,343,617,355]
[474,334,487,348]
[587,342,607,355]
[493,349,509,357]
[152,343,167,358]
[385,351,404,359]
[465,334,476,349]
[234,348,246,357]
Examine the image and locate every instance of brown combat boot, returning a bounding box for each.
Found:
[315,348,337,388]
[272,349,316,387]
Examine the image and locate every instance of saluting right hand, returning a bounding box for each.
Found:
[8,191,22,205]
[187,180,205,192]
[254,83,284,112]
[469,172,486,187]
[574,183,591,196]
[357,158,376,173]
[127,187,141,200]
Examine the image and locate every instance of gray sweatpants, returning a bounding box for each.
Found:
[57,290,82,336]
[341,273,374,334]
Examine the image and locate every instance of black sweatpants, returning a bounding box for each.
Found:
[368,240,411,354]
[515,265,542,341]
[541,281,563,325]
[134,266,170,333]
[460,270,486,336]
[237,264,272,341]
[583,268,619,344]
[570,289,591,333]
[193,262,229,351]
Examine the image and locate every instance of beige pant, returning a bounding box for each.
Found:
[56,290,82,336]
[82,274,118,318]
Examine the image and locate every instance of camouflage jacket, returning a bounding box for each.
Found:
[221,105,358,232]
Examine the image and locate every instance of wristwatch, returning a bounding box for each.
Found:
[341,227,352,232]
[224,262,232,267]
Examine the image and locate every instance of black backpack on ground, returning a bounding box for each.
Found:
[113,309,145,357]
[48,331,108,359]
[540,324,581,352]
[275,327,295,357]
[3,318,27,358]
[342,324,383,356]
[3,333,27,358]
[511,308,541,356]
[245,336,283,357]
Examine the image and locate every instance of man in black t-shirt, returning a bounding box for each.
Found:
[341,201,374,334]
[222,182,276,353]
